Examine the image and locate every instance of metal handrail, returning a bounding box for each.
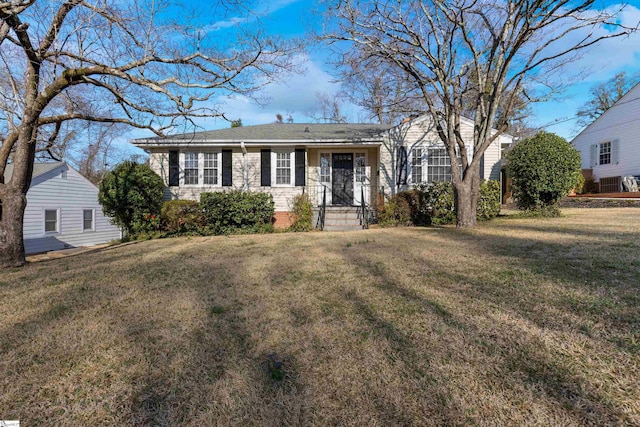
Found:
[316,185,327,230]
[359,185,369,229]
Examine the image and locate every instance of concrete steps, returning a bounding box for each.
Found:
[315,207,363,231]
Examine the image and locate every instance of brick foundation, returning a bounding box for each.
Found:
[273,211,294,229]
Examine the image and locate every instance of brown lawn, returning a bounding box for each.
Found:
[1,208,639,426]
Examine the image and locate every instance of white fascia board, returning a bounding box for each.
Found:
[132,139,384,148]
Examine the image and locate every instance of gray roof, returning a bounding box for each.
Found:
[3,162,64,181]
[133,123,391,145]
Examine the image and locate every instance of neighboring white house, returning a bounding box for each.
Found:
[133,114,509,227]
[571,82,640,192]
[3,162,122,254]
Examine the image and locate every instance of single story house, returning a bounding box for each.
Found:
[572,82,640,193]
[3,162,122,254]
[133,114,509,227]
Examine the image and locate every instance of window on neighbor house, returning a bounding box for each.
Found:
[45,209,58,233]
[184,152,199,185]
[411,148,423,184]
[355,153,366,183]
[83,209,94,231]
[599,141,611,165]
[275,152,291,185]
[320,153,331,183]
[203,152,218,185]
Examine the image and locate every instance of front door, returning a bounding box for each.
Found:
[332,153,354,205]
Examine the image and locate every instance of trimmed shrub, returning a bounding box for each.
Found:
[506,132,582,215]
[390,180,500,226]
[377,194,411,227]
[98,161,165,237]
[161,200,201,234]
[288,194,313,232]
[477,180,501,221]
[200,191,274,235]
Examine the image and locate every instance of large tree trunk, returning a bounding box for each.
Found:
[453,163,481,228]
[0,189,28,268]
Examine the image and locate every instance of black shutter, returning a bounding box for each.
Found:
[397,146,408,185]
[479,154,485,180]
[295,149,305,187]
[261,149,271,187]
[168,150,179,186]
[222,149,232,187]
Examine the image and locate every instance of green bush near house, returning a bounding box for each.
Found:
[506,132,582,215]
[288,194,314,232]
[200,191,275,235]
[477,180,501,221]
[377,194,412,227]
[387,180,500,226]
[161,200,201,234]
[98,161,165,237]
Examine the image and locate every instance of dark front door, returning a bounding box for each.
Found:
[332,153,354,205]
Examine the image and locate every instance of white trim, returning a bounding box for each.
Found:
[272,149,295,187]
[82,208,95,232]
[43,208,60,235]
[179,151,222,187]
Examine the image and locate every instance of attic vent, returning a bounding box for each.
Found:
[304,127,310,133]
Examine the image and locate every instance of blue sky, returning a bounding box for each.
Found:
[125,0,640,156]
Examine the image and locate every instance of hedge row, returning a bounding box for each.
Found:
[378,180,501,226]
[136,191,275,238]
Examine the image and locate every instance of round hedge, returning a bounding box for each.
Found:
[98,161,165,235]
[506,132,581,213]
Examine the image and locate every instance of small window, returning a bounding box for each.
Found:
[203,152,218,185]
[61,170,67,179]
[320,153,331,183]
[355,153,366,183]
[599,141,611,165]
[83,209,94,231]
[184,152,199,185]
[411,148,423,184]
[45,209,58,233]
[275,152,291,185]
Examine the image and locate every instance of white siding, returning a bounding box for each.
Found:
[152,148,307,211]
[23,166,122,254]
[571,83,640,182]
[380,116,505,196]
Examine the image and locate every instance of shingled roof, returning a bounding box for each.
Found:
[3,162,64,181]
[133,123,390,146]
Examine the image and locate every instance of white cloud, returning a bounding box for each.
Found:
[204,0,303,33]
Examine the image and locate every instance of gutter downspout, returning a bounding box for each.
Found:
[240,141,248,191]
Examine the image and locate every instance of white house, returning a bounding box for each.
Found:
[3,162,122,254]
[571,82,640,193]
[133,114,508,228]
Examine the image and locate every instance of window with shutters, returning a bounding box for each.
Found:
[591,140,619,167]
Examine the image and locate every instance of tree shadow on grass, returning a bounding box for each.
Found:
[337,232,638,425]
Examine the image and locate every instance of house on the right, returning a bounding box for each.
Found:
[571,82,640,193]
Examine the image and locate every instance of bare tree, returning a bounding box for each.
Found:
[338,54,425,125]
[308,91,349,123]
[0,0,299,267]
[326,0,635,227]
[575,71,639,130]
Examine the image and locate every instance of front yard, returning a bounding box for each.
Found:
[1,208,639,425]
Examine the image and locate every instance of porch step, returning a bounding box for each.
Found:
[315,207,364,231]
